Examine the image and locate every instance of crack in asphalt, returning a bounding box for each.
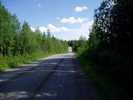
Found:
[0,53,99,100]
[0,66,38,88]
[26,59,64,100]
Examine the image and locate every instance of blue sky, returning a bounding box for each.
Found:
[1,0,102,40]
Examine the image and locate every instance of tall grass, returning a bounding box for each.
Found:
[77,49,130,100]
[0,51,55,71]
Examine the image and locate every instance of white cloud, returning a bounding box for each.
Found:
[75,6,88,12]
[30,24,69,33]
[60,27,69,31]
[60,17,87,24]
[30,20,93,40]
[54,20,93,40]
[80,20,94,32]
[38,26,47,33]
[47,24,70,32]
[30,26,36,32]
[47,24,60,32]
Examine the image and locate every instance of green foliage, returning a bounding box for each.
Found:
[0,3,68,71]
[68,36,88,52]
[77,0,133,100]
[0,4,18,56]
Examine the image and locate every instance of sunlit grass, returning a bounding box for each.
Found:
[0,51,56,71]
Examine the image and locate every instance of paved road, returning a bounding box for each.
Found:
[0,53,99,100]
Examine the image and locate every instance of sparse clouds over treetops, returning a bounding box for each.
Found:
[30,4,92,40]
[30,20,94,40]
[3,0,103,40]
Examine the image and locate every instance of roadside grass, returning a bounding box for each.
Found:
[77,54,129,100]
[0,51,55,71]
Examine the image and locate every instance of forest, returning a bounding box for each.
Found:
[0,0,133,99]
[73,0,133,100]
[0,3,68,70]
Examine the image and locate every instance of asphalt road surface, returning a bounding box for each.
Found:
[0,53,99,100]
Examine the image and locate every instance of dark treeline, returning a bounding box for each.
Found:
[68,36,88,52]
[77,0,133,100]
[0,3,68,69]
